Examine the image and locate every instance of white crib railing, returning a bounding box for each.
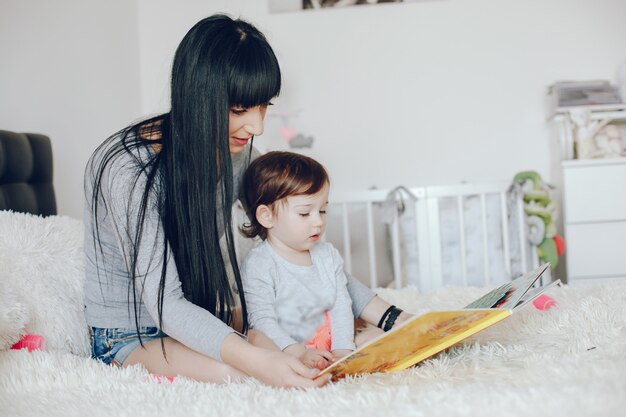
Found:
[232,181,544,292]
[327,182,542,292]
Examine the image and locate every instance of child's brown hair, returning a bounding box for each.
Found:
[241,151,329,240]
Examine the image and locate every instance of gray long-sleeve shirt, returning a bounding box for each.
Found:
[83,137,374,361]
[241,241,356,352]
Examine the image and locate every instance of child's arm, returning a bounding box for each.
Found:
[327,246,357,354]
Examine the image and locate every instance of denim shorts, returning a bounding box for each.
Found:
[90,326,167,366]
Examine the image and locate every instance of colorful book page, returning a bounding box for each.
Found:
[318,309,511,381]
[464,282,512,309]
[464,263,550,309]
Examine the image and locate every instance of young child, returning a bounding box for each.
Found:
[240,151,376,369]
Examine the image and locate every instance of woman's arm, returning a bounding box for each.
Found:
[105,159,326,387]
[221,333,330,387]
[105,159,236,361]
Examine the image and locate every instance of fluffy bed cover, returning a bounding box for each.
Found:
[0,212,625,417]
[0,284,624,417]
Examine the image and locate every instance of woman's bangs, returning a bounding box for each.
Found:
[228,42,281,108]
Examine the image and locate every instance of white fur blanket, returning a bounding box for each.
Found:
[1,212,625,417]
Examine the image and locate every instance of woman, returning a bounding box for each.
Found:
[84,14,408,387]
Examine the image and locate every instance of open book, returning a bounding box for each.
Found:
[317,263,558,381]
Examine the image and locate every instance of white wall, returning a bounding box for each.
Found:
[0,0,141,218]
[138,0,626,196]
[2,0,626,218]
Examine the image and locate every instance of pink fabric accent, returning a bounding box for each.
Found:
[533,294,557,311]
[305,312,332,351]
[151,374,176,383]
[10,334,46,352]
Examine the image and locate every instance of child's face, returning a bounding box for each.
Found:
[267,182,330,254]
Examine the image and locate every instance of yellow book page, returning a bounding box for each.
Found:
[319,309,510,381]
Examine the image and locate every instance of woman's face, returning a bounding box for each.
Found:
[228,104,269,154]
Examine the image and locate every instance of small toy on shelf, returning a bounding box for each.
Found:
[593,124,626,158]
[569,108,612,159]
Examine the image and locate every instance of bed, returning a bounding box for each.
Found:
[1,150,625,416]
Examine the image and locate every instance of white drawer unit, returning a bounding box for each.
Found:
[563,160,626,223]
[562,158,626,282]
[565,222,626,278]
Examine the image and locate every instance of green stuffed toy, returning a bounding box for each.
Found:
[513,171,566,267]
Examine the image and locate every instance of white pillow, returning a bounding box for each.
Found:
[0,211,90,356]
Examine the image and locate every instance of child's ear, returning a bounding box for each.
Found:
[256,205,274,229]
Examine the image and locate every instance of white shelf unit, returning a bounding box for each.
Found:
[551,105,626,160]
[552,101,626,284]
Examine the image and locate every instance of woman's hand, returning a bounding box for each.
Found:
[300,348,334,370]
[248,348,331,388]
[247,329,281,351]
[221,334,330,388]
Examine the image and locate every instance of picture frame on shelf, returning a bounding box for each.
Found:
[268,0,435,14]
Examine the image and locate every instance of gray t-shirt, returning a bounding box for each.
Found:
[241,241,356,352]
[83,136,374,361]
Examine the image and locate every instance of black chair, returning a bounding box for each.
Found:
[0,130,57,216]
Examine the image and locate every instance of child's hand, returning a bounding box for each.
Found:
[331,349,353,361]
[300,348,334,370]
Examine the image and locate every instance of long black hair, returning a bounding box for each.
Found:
[87,14,281,346]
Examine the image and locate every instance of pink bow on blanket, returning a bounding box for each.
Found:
[10,334,46,352]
